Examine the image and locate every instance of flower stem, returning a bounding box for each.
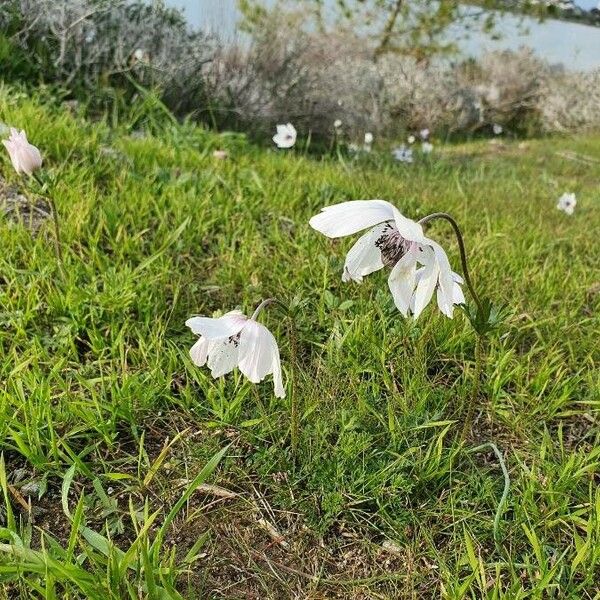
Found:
[250,298,276,321]
[418,212,483,316]
[47,195,63,266]
[461,334,485,442]
[32,173,63,272]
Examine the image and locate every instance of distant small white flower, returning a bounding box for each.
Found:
[273,123,297,149]
[334,119,343,129]
[212,149,228,160]
[420,128,430,140]
[392,146,413,163]
[493,124,503,135]
[132,48,149,63]
[407,135,416,144]
[348,143,360,153]
[309,200,463,319]
[186,302,285,398]
[556,192,576,215]
[421,142,433,154]
[364,132,374,145]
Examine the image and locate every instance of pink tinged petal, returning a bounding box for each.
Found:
[185,310,247,340]
[412,260,439,319]
[190,337,210,366]
[207,338,240,378]
[342,222,388,283]
[388,250,418,316]
[309,200,396,238]
[237,320,285,397]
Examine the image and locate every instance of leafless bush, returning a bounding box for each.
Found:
[205,9,383,138]
[539,69,600,132]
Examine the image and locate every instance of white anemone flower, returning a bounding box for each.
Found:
[421,142,433,154]
[309,200,463,319]
[186,302,285,398]
[334,119,343,129]
[407,135,416,144]
[493,124,503,135]
[272,123,297,149]
[556,192,576,215]
[420,128,430,140]
[392,146,413,163]
[364,132,374,145]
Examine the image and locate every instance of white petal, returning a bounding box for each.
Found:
[436,287,454,318]
[391,206,426,243]
[190,337,210,366]
[342,223,388,282]
[388,250,417,316]
[452,277,465,306]
[428,240,454,306]
[309,200,395,238]
[185,310,247,340]
[237,321,284,397]
[207,337,241,378]
[412,259,439,319]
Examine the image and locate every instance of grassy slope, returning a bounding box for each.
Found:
[0,87,599,599]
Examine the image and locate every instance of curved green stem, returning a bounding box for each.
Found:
[418,212,483,315]
[468,442,510,541]
[461,334,485,441]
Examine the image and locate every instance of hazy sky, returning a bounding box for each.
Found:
[167,0,600,70]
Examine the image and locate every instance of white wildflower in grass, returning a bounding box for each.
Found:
[347,143,360,153]
[334,119,342,129]
[212,149,228,160]
[420,128,430,140]
[309,200,463,319]
[556,192,576,215]
[407,135,416,144]
[186,301,284,398]
[421,142,433,154]
[2,128,42,175]
[392,146,413,163]
[272,123,297,149]
[364,132,374,145]
[493,124,503,135]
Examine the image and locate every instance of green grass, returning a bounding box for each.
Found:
[0,84,599,599]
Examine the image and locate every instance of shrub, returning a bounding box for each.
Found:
[0,0,217,117]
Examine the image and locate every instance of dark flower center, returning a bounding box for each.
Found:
[375,222,411,267]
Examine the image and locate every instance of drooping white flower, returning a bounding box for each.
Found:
[493,123,503,135]
[556,192,576,215]
[364,132,374,145]
[421,142,433,154]
[392,146,413,163]
[334,119,343,129]
[420,128,430,140]
[2,128,42,175]
[272,123,297,149]
[186,304,285,398]
[407,135,416,144]
[309,200,463,319]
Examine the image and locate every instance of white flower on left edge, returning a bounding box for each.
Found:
[186,307,285,398]
[273,123,297,149]
[556,192,576,215]
[309,200,464,319]
[2,128,42,175]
